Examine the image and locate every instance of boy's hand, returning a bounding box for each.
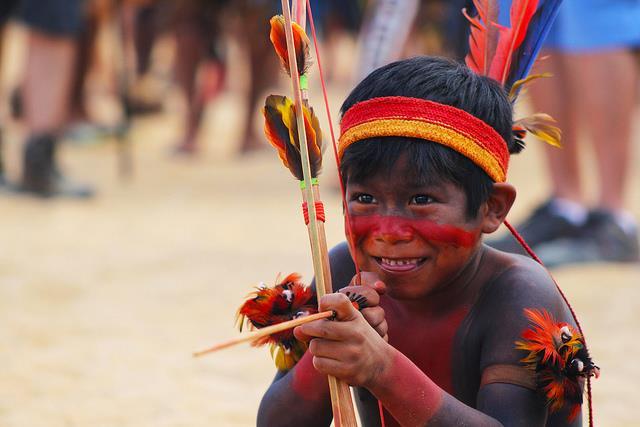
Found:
[293,293,392,389]
[339,272,388,341]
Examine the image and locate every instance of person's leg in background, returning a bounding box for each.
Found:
[19,0,93,197]
[533,49,639,265]
[0,0,20,185]
[489,0,640,266]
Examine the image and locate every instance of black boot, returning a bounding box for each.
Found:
[21,133,55,196]
[0,126,6,187]
[21,133,94,198]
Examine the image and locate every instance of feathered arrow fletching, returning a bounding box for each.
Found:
[270,15,311,77]
[236,273,317,370]
[263,94,324,180]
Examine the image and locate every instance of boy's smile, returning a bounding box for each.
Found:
[345,155,486,301]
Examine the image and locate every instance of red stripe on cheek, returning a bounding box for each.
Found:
[348,215,475,248]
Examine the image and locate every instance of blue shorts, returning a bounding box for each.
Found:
[19,0,84,36]
[498,0,640,53]
[545,0,640,52]
[0,0,18,25]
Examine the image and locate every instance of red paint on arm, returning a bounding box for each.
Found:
[370,349,444,426]
[349,215,475,248]
[291,351,329,402]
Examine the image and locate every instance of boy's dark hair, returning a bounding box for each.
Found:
[339,56,515,218]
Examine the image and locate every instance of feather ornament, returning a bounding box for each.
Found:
[513,113,561,149]
[464,0,562,93]
[269,15,311,77]
[236,273,318,370]
[516,308,599,422]
[263,94,324,180]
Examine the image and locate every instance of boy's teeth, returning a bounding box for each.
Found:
[381,257,419,266]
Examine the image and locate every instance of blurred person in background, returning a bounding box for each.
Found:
[169,0,229,155]
[16,0,94,197]
[489,0,640,267]
[0,0,20,186]
[165,0,279,156]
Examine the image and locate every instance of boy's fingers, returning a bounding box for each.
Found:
[319,293,359,321]
[308,337,347,360]
[312,356,349,379]
[295,315,359,341]
[361,306,385,328]
[338,285,380,308]
[349,272,387,295]
[293,325,312,343]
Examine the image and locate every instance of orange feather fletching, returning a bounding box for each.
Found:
[263,94,324,180]
[516,308,599,422]
[269,15,310,77]
[236,273,317,370]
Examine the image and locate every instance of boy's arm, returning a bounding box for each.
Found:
[257,243,357,426]
[296,260,577,426]
[256,351,333,426]
[475,259,582,426]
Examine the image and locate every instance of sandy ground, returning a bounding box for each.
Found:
[0,72,639,426]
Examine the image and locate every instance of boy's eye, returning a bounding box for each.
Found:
[411,195,435,205]
[355,193,376,204]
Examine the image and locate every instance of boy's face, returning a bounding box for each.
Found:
[345,154,486,301]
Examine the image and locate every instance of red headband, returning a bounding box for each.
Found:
[338,96,509,182]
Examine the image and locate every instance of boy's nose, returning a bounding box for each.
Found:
[374,217,415,244]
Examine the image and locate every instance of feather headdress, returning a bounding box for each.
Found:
[464,0,562,148]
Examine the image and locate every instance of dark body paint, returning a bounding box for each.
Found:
[326,242,582,427]
[257,239,582,426]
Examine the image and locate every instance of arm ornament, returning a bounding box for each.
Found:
[516,308,599,422]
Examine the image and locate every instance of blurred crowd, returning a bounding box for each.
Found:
[0,0,466,198]
[0,0,638,268]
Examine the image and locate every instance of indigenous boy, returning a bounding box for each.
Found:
[257,57,583,426]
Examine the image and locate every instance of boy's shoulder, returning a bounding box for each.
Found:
[479,246,568,316]
[474,246,576,368]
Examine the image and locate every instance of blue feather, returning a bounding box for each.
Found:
[506,0,563,93]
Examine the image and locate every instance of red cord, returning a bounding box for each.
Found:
[504,220,593,426]
[305,0,360,279]
[302,201,325,224]
[306,2,380,425]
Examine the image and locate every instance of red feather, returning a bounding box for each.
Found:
[492,0,539,83]
[465,0,539,83]
[463,0,500,75]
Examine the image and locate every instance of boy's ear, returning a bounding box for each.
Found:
[481,183,516,233]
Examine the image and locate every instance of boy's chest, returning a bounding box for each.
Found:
[383,303,472,394]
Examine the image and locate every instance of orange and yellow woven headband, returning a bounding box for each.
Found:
[338,96,509,182]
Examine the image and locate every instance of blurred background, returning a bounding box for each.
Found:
[0,0,638,426]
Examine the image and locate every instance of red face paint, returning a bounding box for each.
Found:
[348,215,475,248]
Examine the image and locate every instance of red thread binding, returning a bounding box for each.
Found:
[302,201,325,225]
